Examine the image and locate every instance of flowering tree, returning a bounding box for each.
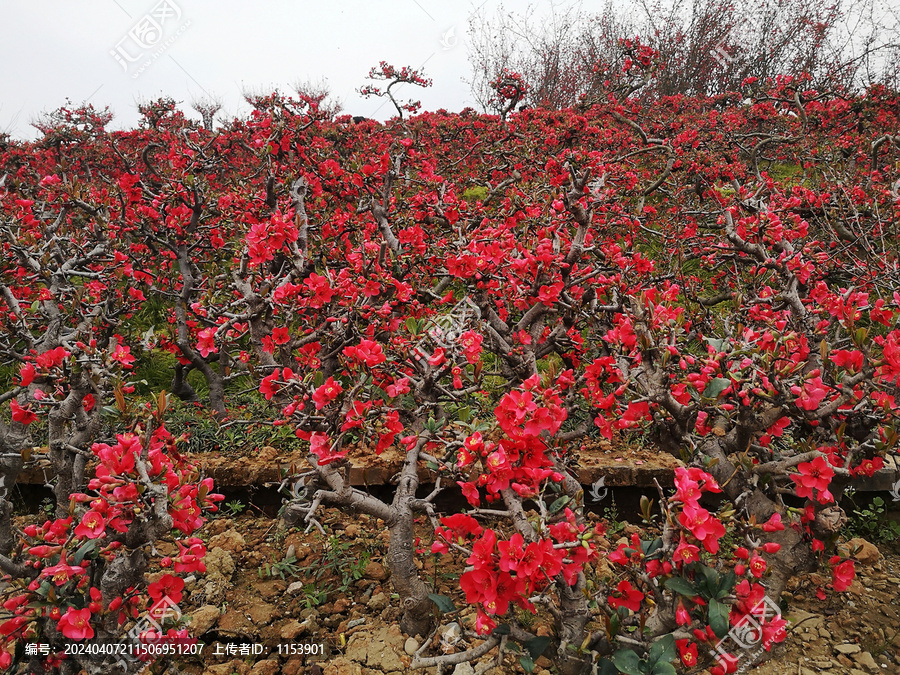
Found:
[1,76,898,674]
[359,62,432,119]
[0,107,222,674]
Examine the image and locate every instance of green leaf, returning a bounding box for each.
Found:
[519,655,535,673]
[548,495,571,514]
[704,337,727,352]
[651,662,677,675]
[427,594,456,614]
[313,371,324,388]
[492,624,511,636]
[663,577,697,597]
[716,570,737,599]
[648,634,676,667]
[73,540,97,565]
[406,317,419,334]
[598,658,619,675]
[644,537,664,559]
[697,564,720,599]
[702,377,731,398]
[709,597,730,638]
[524,636,551,660]
[610,649,643,675]
[458,406,471,422]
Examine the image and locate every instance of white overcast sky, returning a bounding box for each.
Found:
[0,0,557,140]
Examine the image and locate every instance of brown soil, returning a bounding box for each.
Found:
[144,503,900,675]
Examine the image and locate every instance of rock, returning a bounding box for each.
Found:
[249,660,281,675]
[363,561,389,581]
[845,538,881,565]
[203,661,250,675]
[835,643,861,654]
[452,664,475,675]
[208,528,247,554]
[344,626,406,671]
[188,605,221,634]
[217,609,256,636]
[333,597,351,613]
[323,657,363,675]
[246,602,278,625]
[852,651,879,671]
[344,523,360,537]
[788,609,822,630]
[280,620,304,640]
[287,580,305,594]
[367,592,388,611]
[258,445,278,462]
[405,637,419,655]
[257,579,287,600]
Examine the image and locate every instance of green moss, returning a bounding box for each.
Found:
[461,186,489,203]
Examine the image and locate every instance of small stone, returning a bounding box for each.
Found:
[844,538,880,565]
[363,561,389,581]
[367,592,388,611]
[247,602,278,625]
[851,651,878,671]
[287,581,304,594]
[188,605,221,635]
[405,637,419,655]
[280,620,304,640]
[333,597,351,613]
[323,657,364,675]
[451,664,475,675]
[208,529,246,554]
[344,523,360,537]
[249,660,280,675]
[835,643,862,655]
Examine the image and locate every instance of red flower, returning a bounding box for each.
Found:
[674,536,700,565]
[310,432,347,465]
[303,273,336,307]
[10,399,37,425]
[74,510,106,539]
[677,639,698,667]
[831,559,855,591]
[272,326,291,345]
[792,455,834,503]
[343,339,386,367]
[19,363,35,386]
[259,370,280,400]
[762,513,785,532]
[312,377,342,410]
[608,580,644,612]
[196,327,217,357]
[149,574,184,605]
[748,554,767,578]
[58,608,94,640]
[111,343,135,368]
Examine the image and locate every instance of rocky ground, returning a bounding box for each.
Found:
[141,505,900,675]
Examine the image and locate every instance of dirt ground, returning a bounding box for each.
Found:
[143,503,900,675]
